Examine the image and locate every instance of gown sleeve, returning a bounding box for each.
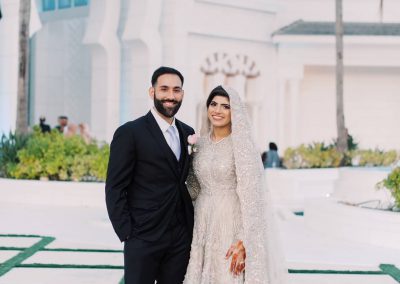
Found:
[186,159,201,201]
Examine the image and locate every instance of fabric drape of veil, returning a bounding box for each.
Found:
[200,86,288,284]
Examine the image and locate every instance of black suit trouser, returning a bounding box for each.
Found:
[123,216,191,284]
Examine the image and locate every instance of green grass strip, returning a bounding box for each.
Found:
[0,234,44,238]
[293,211,304,216]
[16,264,124,270]
[380,264,400,282]
[0,247,122,253]
[42,248,123,253]
[0,247,25,251]
[0,236,55,276]
[288,269,384,275]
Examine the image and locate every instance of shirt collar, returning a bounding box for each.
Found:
[151,108,177,133]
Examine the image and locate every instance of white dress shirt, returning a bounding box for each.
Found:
[150,108,181,156]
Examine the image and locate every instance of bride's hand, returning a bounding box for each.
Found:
[225,240,246,276]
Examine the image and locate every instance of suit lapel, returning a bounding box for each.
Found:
[145,112,179,178]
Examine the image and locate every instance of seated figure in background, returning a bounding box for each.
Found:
[264,142,280,168]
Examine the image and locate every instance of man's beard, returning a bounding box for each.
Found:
[153,94,182,118]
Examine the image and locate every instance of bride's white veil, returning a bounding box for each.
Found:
[200,85,288,284]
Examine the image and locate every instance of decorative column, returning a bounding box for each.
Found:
[119,0,163,122]
[288,78,300,147]
[159,0,194,126]
[160,0,191,70]
[276,78,287,150]
[276,65,304,150]
[83,0,121,142]
[0,0,20,134]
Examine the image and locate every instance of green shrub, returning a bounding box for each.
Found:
[69,143,109,181]
[9,128,109,182]
[350,149,398,167]
[377,167,400,209]
[88,144,110,181]
[0,131,30,177]
[283,142,343,169]
[283,141,399,169]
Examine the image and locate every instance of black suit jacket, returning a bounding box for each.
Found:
[105,112,195,242]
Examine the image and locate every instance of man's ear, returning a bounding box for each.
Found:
[149,87,155,100]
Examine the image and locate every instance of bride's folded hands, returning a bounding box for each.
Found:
[225,240,246,276]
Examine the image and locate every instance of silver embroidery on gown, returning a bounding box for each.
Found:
[184,134,245,284]
[184,86,284,284]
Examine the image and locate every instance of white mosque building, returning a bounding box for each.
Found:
[1,0,400,152]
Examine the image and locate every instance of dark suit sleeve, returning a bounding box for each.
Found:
[105,124,136,242]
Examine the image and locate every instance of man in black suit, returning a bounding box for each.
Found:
[105,67,195,284]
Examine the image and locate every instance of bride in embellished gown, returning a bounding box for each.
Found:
[184,86,287,284]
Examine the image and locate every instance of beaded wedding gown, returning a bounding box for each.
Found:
[184,134,246,283]
[184,86,287,284]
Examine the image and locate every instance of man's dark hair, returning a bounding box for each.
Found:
[151,66,184,87]
[58,115,68,120]
[206,85,229,108]
[269,142,278,151]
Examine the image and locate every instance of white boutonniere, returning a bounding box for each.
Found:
[187,134,198,155]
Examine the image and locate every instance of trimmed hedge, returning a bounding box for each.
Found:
[2,128,109,182]
[283,142,343,169]
[283,142,399,169]
[0,131,30,178]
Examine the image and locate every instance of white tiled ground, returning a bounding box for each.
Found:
[0,250,19,264]
[1,186,400,283]
[0,237,41,248]
[288,274,398,284]
[281,215,400,269]
[0,202,121,250]
[0,268,123,284]
[23,251,123,266]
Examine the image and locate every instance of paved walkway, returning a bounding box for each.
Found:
[0,183,399,283]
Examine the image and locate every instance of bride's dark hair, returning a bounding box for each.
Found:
[206,86,229,108]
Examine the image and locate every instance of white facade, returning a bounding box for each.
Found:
[0,0,20,136]
[1,0,400,150]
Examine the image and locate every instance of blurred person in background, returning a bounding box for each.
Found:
[55,115,69,134]
[78,123,92,144]
[264,142,280,168]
